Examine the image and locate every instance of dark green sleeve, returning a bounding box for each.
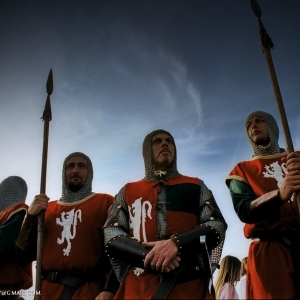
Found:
[229,179,254,223]
[229,179,283,224]
[0,210,26,254]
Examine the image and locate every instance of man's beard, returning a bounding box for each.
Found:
[153,157,173,171]
[68,184,83,192]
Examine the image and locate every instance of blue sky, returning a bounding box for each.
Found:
[1,0,300,272]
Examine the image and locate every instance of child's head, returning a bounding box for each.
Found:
[215,255,241,297]
[220,255,241,283]
[240,257,248,276]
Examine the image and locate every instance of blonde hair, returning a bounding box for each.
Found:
[240,257,248,276]
[215,255,241,298]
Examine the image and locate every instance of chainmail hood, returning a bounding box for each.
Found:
[60,152,93,203]
[0,176,27,213]
[246,111,285,156]
[143,129,180,180]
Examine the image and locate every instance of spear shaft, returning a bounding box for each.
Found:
[250,0,299,213]
[262,47,294,153]
[35,69,53,299]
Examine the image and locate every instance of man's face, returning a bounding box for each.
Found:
[65,156,88,188]
[246,117,270,146]
[151,133,175,171]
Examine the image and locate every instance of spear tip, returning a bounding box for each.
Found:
[46,69,53,96]
[250,0,262,19]
[42,69,53,121]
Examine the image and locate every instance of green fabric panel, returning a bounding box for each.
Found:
[166,183,200,214]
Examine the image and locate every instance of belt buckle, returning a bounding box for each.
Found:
[49,271,58,282]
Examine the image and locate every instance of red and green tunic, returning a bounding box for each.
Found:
[114,175,215,300]
[41,193,113,300]
[226,153,300,299]
[0,202,32,292]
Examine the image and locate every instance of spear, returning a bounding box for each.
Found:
[250,0,300,213]
[35,69,53,299]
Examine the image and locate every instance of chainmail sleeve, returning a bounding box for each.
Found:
[103,186,131,283]
[199,181,227,273]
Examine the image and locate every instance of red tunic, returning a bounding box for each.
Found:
[0,203,32,291]
[114,175,214,300]
[227,153,300,299]
[41,193,113,300]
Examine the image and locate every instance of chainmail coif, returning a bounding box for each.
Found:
[60,152,93,203]
[143,129,180,180]
[0,176,27,213]
[246,111,285,157]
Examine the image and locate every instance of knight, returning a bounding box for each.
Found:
[226,110,300,299]
[0,176,33,297]
[97,129,227,299]
[16,152,117,300]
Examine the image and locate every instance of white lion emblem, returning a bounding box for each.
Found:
[128,197,152,277]
[263,161,288,188]
[129,197,152,242]
[56,209,82,256]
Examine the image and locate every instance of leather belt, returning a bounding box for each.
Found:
[152,264,185,300]
[42,270,103,300]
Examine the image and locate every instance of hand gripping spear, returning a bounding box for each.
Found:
[35,69,53,299]
[250,0,300,214]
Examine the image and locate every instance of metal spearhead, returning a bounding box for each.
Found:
[250,0,274,50]
[42,69,53,121]
[250,0,262,19]
[46,69,53,96]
